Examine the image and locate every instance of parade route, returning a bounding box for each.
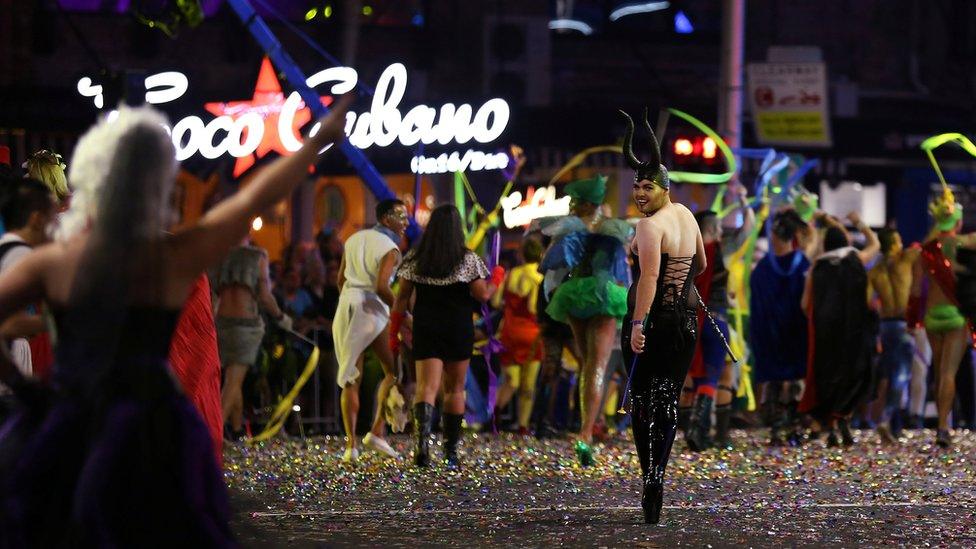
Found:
[227,430,976,547]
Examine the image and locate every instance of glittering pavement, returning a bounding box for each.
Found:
[226,430,976,547]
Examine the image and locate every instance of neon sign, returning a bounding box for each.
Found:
[77,59,511,176]
[411,150,510,175]
[500,186,571,228]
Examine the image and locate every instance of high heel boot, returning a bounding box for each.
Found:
[685,394,714,452]
[713,403,733,450]
[413,402,434,467]
[631,377,680,525]
[443,413,463,467]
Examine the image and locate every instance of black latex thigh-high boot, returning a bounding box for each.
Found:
[630,391,652,480]
[644,376,681,524]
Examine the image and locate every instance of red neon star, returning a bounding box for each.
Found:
[205,56,332,176]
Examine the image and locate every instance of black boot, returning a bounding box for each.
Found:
[783,400,803,447]
[713,403,733,450]
[838,417,855,447]
[765,400,784,446]
[825,429,840,448]
[677,388,694,433]
[443,413,463,468]
[631,377,680,525]
[413,403,434,467]
[685,394,714,452]
[677,406,692,434]
[630,392,659,524]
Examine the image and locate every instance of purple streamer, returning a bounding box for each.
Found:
[500,148,518,182]
[481,231,503,423]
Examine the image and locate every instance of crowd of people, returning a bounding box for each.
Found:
[0,95,975,537]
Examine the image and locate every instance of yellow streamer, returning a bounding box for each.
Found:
[724,200,769,411]
[248,346,321,444]
[918,132,976,209]
[548,145,623,186]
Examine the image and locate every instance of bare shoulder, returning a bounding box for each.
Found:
[675,203,699,225]
[25,238,86,305]
[32,236,85,267]
[635,216,662,235]
[674,202,694,216]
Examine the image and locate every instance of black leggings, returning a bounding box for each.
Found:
[621,310,697,389]
[622,312,696,485]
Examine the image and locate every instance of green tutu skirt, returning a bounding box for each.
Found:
[546,275,628,324]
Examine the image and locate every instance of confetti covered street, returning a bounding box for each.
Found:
[226,429,976,547]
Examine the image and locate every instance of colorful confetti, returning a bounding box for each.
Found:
[227,429,976,546]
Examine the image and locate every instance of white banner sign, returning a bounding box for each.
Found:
[747,62,831,147]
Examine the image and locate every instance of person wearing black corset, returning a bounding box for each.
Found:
[618,109,706,525]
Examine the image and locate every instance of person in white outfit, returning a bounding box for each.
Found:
[333,199,409,462]
[0,178,56,418]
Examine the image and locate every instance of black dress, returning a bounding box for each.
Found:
[398,250,490,362]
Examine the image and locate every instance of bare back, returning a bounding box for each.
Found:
[869,250,917,318]
[0,232,203,321]
[653,203,703,259]
[630,202,706,318]
[632,203,705,267]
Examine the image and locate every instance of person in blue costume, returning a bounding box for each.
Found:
[539,174,633,466]
[0,95,354,546]
[749,207,817,446]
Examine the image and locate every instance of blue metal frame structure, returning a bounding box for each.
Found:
[226,0,420,238]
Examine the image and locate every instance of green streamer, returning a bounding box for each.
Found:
[665,108,738,185]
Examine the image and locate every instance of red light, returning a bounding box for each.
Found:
[674,138,693,156]
[702,137,717,159]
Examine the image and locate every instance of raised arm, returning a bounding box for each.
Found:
[848,212,880,266]
[0,312,46,340]
[957,231,976,249]
[173,94,355,276]
[799,213,823,259]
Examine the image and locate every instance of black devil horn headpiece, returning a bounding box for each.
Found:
[619,108,669,189]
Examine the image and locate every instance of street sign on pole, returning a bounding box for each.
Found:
[747,62,832,148]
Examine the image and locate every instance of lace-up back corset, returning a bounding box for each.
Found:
[623,253,699,378]
[627,253,697,316]
[655,254,696,312]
